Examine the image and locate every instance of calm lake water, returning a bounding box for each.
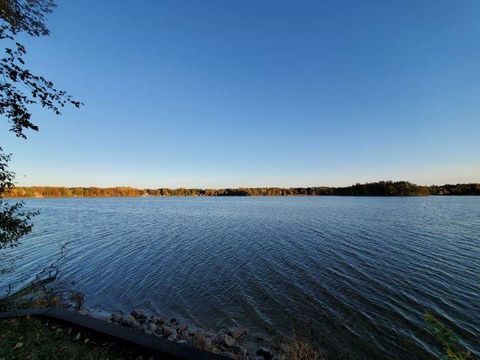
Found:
[1,197,479,358]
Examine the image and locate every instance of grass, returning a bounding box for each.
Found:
[0,316,158,360]
[424,312,474,360]
[281,335,327,360]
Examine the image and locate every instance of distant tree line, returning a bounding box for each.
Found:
[4,181,480,198]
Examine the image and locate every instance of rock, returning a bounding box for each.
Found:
[152,316,165,325]
[131,309,146,320]
[177,339,188,344]
[147,323,157,332]
[256,347,274,360]
[77,309,88,316]
[177,323,188,332]
[229,327,247,339]
[162,327,177,338]
[88,309,111,322]
[225,334,236,347]
[179,329,190,339]
[217,333,236,347]
[111,313,122,323]
[120,315,139,328]
[168,334,177,341]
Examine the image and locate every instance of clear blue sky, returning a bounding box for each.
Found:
[2,0,479,188]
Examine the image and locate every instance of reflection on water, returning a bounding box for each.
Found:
[1,196,479,359]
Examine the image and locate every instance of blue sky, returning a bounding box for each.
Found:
[2,0,479,188]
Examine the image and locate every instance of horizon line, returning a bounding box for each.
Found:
[11,180,480,190]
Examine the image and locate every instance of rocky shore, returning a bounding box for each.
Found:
[74,307,277,360]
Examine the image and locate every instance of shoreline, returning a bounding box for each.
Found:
[5,181,480,198]
[74,307,271,359]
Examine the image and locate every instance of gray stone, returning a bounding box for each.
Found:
[88,309,111,322]
[177,339,188,344]
[131,309,145,320]
[77,309,88,316]
[147,322,157,332]
[152,316,165,325]
[111,313,122,323]
[229,327,248,339]
[120,315,138,328]
[217,333,236,347]
[225,334,236,347]
[162,326,177,338]
[177,323,188,332]
[179,329,190,339]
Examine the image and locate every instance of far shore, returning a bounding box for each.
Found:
[4,181,480,198]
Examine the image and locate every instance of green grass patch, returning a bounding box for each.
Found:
[0,316,158,359]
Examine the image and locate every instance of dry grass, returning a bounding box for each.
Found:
[281,335,326,360]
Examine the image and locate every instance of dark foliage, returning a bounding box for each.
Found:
[0,147,38,248]
[0,0,81,139]
[0,0,80,249]
[0,0,55,38]
[428,183,480,196]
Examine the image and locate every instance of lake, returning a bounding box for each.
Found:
[1,196,479,358]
